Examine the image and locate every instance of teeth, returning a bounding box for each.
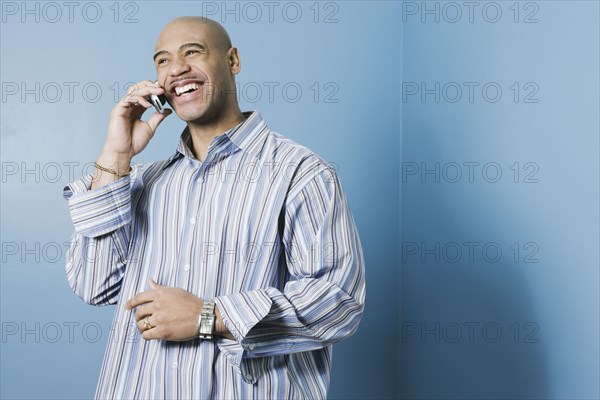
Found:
[174,82,200,96]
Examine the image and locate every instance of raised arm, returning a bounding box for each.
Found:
[64,80,171,304]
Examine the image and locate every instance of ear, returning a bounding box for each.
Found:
[227,47,241,75]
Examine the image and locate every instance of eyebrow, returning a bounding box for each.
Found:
[153,43,207,61]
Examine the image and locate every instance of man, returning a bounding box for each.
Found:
[64,16,365,399]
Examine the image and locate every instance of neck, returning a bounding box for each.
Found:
[187,108,245,161]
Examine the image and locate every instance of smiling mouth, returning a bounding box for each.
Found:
[173,82,203,97]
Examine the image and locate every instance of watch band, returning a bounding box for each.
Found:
[198,299,216,340]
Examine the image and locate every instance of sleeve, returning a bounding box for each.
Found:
[214,162,366,363]
[63,171,134,306]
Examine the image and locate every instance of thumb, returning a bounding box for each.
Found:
[146,108,173,133]
[148,278,161,290]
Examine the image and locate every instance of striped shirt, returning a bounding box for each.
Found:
[63,110,365,399]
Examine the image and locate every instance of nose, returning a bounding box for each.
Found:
[169,56,191,77]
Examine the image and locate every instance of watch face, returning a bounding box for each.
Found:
[200,321,211,333]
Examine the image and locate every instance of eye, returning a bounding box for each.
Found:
[185,49,200,56]
[156,58,169,66]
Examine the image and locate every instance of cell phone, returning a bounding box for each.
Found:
[149,81,167,113]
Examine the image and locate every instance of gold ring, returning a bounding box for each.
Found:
[142,317,151,330]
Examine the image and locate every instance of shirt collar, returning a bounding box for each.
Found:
[164,110,266,168]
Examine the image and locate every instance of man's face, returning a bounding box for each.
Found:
[153,19,238,123]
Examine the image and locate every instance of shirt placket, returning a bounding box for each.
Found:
[166,159,204,397]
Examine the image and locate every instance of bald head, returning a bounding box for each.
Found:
[156,17,232,53]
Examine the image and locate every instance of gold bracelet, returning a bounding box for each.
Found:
[94,162,132,178]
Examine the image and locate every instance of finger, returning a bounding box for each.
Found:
[126,80,157,95]
[125,291,155,310]
[129,82,164,97]
[133,303,154,322]
[146,108,172,132]
[126,97,153,109]
[138,96,154,108]
[137,315,153,332]
[142,327,160,341]
[148,278,163,289]
[124,83,164,105]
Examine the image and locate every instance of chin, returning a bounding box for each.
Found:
[174,106,208,123]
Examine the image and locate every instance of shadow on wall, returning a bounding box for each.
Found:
[399,124,550,399]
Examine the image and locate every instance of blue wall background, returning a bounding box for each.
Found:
[0,1,597,399]
[401,1,599,398]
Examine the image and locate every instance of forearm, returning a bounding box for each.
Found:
[214,276,365,357]
[64,172,134,304]
[66,230,128,305]
[92,150,132,190]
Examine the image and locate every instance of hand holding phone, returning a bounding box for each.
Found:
[150,81,167,113]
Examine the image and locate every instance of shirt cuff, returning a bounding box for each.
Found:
[214,289,273,344]
[63,173,132,237]
[213,289,272,383]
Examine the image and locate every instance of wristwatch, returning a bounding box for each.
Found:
[198,299,216,340]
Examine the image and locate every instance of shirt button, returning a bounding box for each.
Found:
[183,264,190,272]
[248,344,255,351]
[172,362,178,369]
[245,374,253,381]
[190,217,196,225]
